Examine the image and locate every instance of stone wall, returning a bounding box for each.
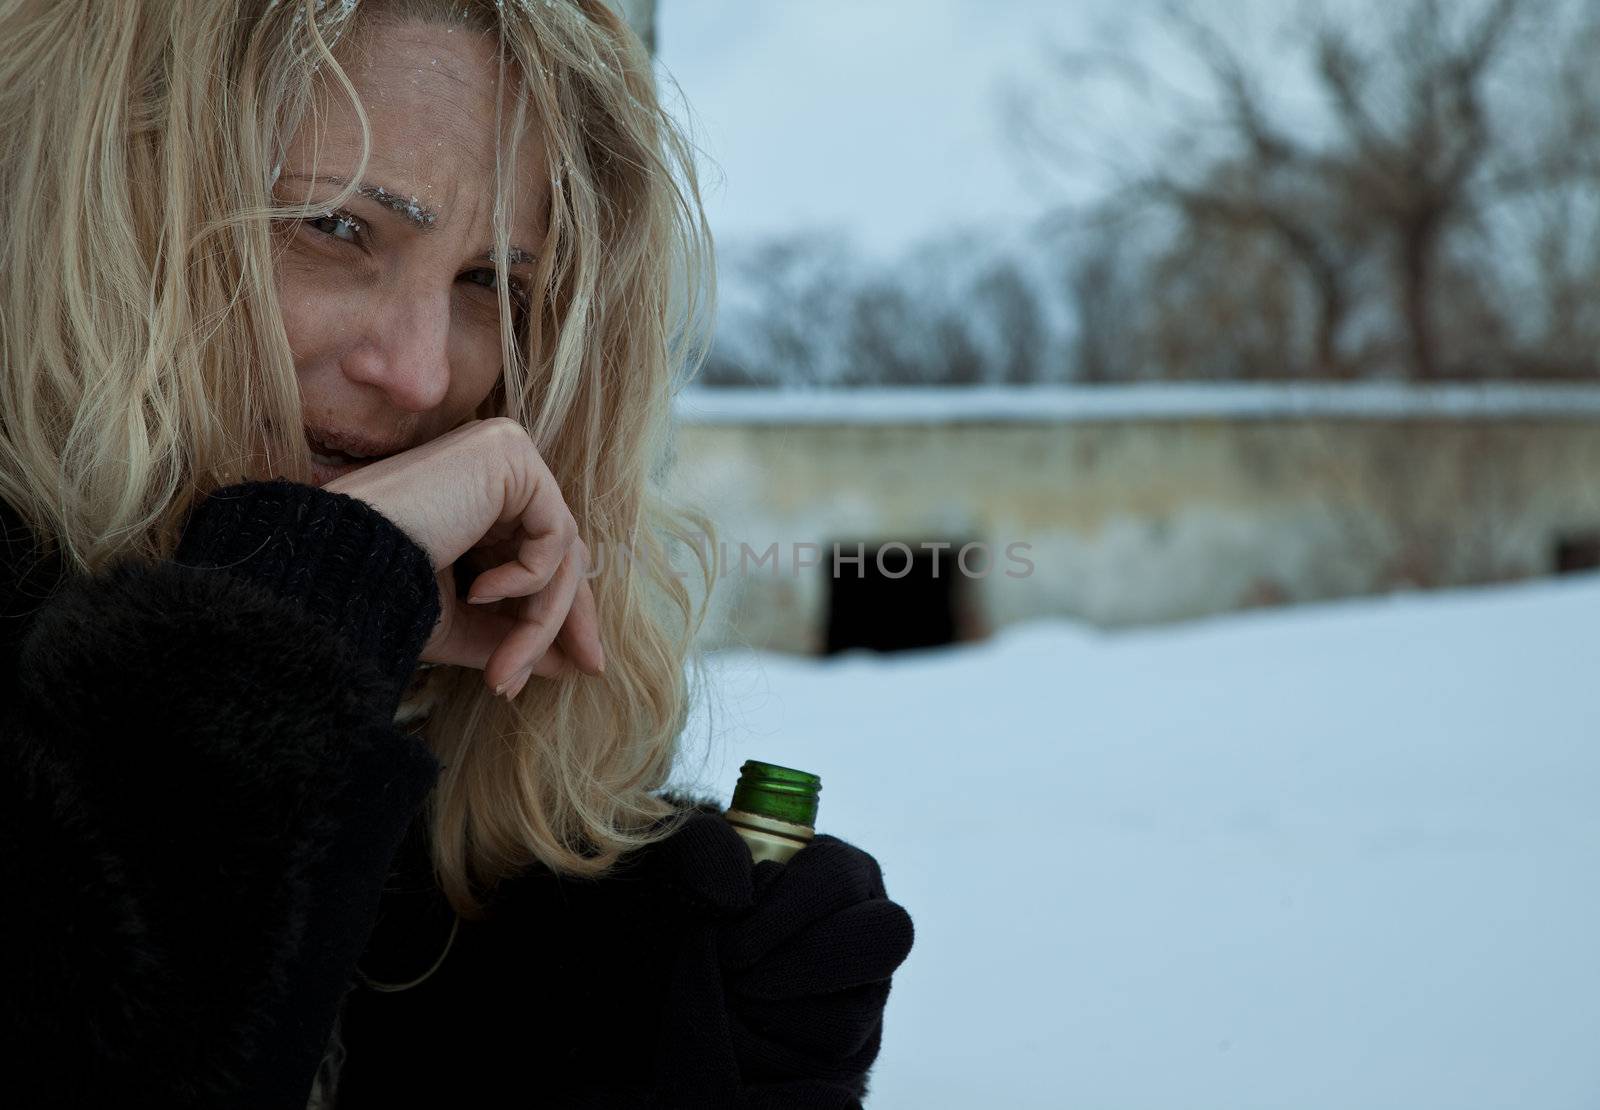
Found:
[667,390,1600,653]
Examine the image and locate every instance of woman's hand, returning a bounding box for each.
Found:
[639,800,916,1100]
[324,417,604,699]
[720,834,915,1083]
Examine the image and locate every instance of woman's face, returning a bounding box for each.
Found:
[273,20,546,486]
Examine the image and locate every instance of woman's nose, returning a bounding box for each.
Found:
[340,288,452,413]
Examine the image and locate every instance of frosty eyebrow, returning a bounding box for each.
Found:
[279,173,536,265]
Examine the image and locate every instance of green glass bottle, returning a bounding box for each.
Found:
[723,759,820,865]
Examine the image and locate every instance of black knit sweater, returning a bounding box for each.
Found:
[0,480,910,1108]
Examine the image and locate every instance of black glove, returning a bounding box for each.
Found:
[639,795,915,1108]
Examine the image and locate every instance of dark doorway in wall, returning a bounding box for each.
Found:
[824,540,969,655]
[1554,533,1600,574]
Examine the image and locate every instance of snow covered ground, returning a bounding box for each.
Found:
[675,574,1600,1109]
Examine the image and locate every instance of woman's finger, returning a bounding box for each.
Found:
[423,596,581,683]
[485,542,583,694]
[422,600,516,671]
[554,543,604,675]
[467,470,576,602]
[465,520,570,603]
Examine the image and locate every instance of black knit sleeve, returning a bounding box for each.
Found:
[0,480,445,1109]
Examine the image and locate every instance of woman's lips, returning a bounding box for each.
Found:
[305,424,409,460]
[306,436,377,487]
[308,454,370,486]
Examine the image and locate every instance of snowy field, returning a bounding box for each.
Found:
[675,575,1600,1110]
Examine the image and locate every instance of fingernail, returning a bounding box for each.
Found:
[469,594,505,605]
[503,664,534,700]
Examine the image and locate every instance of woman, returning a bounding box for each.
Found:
[0,1,913,1106]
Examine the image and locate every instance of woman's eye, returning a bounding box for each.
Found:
[462,269,531,306]
[306,211,362,244]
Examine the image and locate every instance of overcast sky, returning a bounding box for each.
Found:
[652,0,1351,263]
[655,0,1124,260]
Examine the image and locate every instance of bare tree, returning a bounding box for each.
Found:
[969,260,1049,384]
[701,233,856,387]
[843,282,925,385]
[1019,0,1600,381]
[705,232,1061,387]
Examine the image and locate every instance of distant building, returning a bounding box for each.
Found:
[668,384,1600,654]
